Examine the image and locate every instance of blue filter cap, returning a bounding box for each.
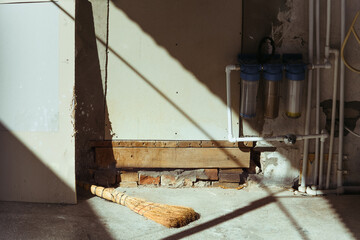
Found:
[263,63,283,81]
[238,54,261,81]
[285,63,307,81]
[240,64,261,81]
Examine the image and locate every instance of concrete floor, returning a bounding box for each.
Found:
[1,184,360,240]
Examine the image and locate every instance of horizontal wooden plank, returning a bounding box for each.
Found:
[95,147,250,169]
[90,140,241,148]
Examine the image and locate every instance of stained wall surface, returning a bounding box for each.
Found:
[243,0,360,186]
[0,0,76,203]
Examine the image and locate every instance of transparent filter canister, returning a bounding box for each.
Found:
[263,63,283,119]
[285,63,306,118]
[240,64,261,118]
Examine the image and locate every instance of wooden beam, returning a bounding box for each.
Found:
[95,147,250,169]
[90,140,242,148]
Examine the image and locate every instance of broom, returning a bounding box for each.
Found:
[78,182,199,228]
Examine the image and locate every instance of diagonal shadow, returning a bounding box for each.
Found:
[0,122,115,239]
[162,194,277,240]
[162,187,310,240]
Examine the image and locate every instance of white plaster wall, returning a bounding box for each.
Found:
[106,0,242,140]
[0,0,76,203]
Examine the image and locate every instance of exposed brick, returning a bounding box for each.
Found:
[196,169,218,180]
[120,182,137,188]
[139,175,160,185]
[212,182,239,188]
[219,173,240,183]
[161,174,177,186]
[161,170,196,188]
[180,170,197,182]
[121,171,138,182]
[183,178,193,187]
[138,171,161,177]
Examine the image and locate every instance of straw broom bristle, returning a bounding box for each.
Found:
[89,185,200,228]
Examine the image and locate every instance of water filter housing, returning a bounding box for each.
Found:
[285,62,306,118]
[239,61,261,118]
[263,62,283,119]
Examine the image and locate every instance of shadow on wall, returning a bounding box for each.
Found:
[110,0,242,115]
[0,121,114,239]
[75,0,115,180]
[0,122,74,203]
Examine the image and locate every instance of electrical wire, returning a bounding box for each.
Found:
[341,10,360,74]
[345,125,360,138]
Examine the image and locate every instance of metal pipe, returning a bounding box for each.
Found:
[326,49,339,189]
[300,0,315,193]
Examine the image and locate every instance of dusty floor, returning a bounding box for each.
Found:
[0,184,360,240]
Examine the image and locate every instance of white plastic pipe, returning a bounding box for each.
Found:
[326,49,339,189]
[300,0,315,193]
[338,0,346,189]
[226,65,240,141]
[318,130,326,188]
[314,0,321,186]
[232,133,328,143]
[325,0,331,60]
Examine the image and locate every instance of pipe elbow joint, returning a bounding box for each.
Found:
[320,129,329,142]
[228,136,236,143]
[324,62,332,69]
[225,65,240,73]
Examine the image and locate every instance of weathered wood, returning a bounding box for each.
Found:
[95,147,250,169]
[219,168,244,174]
[90,140,242,148]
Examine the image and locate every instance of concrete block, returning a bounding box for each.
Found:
[120,182,137,188]
[196,169,218,180]
[194,181,211,187]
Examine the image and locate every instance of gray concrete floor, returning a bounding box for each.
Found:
[1,183,360,240]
